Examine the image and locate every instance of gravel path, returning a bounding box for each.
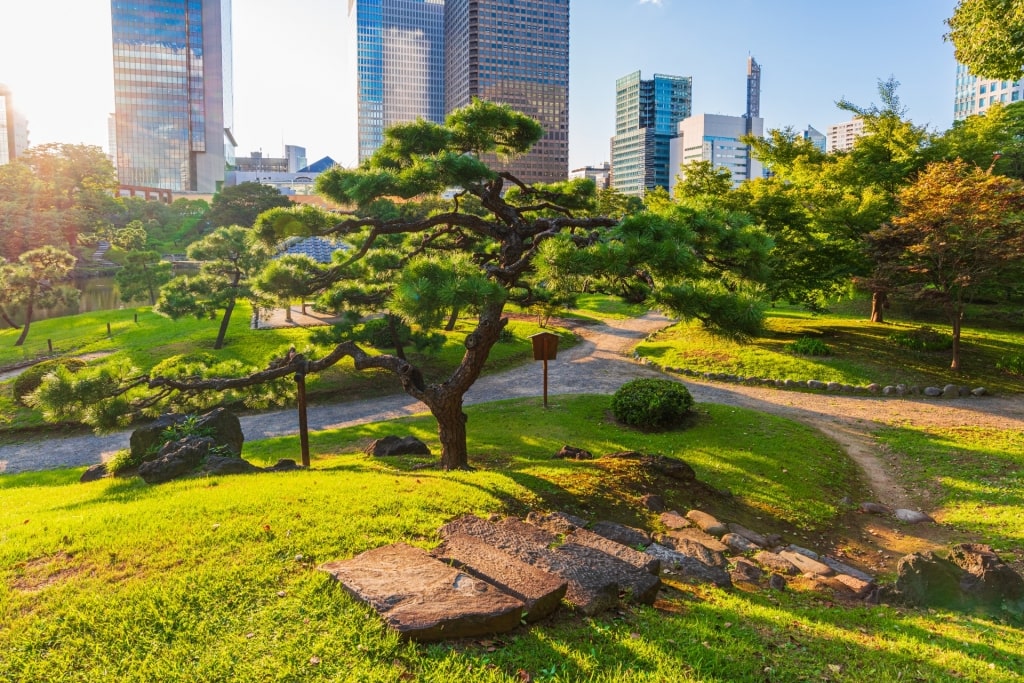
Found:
[3,311,1021,511]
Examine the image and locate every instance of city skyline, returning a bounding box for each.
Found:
[4,0,959,172]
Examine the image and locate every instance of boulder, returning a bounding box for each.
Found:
[722,533,760,553]
[768,573,788,591]
[860,502,892,515]
[202,455,261,476]
[948,543,1024,608]
[826,382,842,392]
[320,543,523,641]
[971,387,988,397]
[138,436,213,484]
[129,408,243,465]
[553,445,593,460]
[730,557,764,583]
[867,383,881,393]
[685,510,728,537]
[645,543,732,588]
[942,384,960,398]
[923,387,943,397]
[364,435,431,457]
[753,551,799,576]
[659,511,692,530]
[266,459,302,472]
[893,551,967,608]
[589,521,652,549]
[80,463,108,483]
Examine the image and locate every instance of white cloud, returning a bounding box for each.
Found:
[638,0,664,5]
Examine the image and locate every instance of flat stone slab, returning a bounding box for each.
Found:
[754,551,799,575]
[589,520,652,549]
[431,533,567,623]
[686,510,728,537]
[320,543,523,642]
[820,556,875,584]
[832,573,874,598]
[780,550,834,577]
[894,509,935,524]
[645,543,732,588]
[659,511,692,529]
[661,527,729,554]
[440,515,660,615]
[727,523,769,548]
[722,533,760,554]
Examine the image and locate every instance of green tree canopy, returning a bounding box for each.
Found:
[207,182,293,228]
[0,246,79,346]
[947,0,1024,80]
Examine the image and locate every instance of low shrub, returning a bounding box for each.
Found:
[498,327,515,343]
[357,317,411,349]
[888,326,953,352]
[785,336,832,356]
[996,353,1024,377]
[611,378,694,430]
[12,358,87,406]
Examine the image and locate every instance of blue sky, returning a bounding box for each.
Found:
[3,0,959,170]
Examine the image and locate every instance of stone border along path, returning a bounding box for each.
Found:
[2,311,1023,511]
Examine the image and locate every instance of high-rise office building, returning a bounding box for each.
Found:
[348,0,445,163]
[802,125,826,154]
[826,118,865,153]
[669,113,764,194]
[444,0,570,184]
[0,84,29,165]
[954,62,1023,121]
[110,0,235,193]
[610,71,692,196]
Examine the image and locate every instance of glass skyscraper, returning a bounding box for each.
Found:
[444,0,570,184]
[350,0,446,164]
[610,71,692,196]
[110,0,235,193]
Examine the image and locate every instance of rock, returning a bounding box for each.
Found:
[882,385,896,396]
[685,510,728,537]
[727,523,769,548]
[722,533,760,553]
[923,386,942,397]
[661,527,729,554]
[604,450,643,460]
[971,387,988,397]
[860,502,892,515]
[589,521,652,549]
[754,551,799,575]
[826,381,842,392]
[553,445,593,460]
[783,379,799,388]
[807,380,827,390]
[364,435,431,457]
[867,383,881,393]
[942,384,959,398]
[431,533,567,623]
[958,386,971,397]
[786,545,820,561]
[893,551,967,608]
[645,543,732,588]
[949,543,1024,608]
[820,557,875,584]
[320,543,523,641]
[779,550,834,576]
[641,494,665,512]
[768,574,787,591]
[894,509,934,524]
[558,526,661,575]
[266,459,301,472]
[138,436,213,484]
[80,463,108,483]
[662,537,728,569]
[644,455,697,482]
[731,557,763,582]
[842,384,856,393]
[202,455,261,476]
[525,511,588,532]
[831,573,875,598]
[129,407,243,464]
[659,511,691,530]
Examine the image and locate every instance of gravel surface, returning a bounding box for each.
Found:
[3,311,1021,508]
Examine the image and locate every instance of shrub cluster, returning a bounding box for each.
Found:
[785,336,832,357]
[888,326,953,352]
[996,353,1024,377]
[357,317,412,349]
[611,378,694,430]
[12,358,87,406]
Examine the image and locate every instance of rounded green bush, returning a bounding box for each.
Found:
[358,317,412,349]
[888,326,953,352]
[786,336,832,356]
[12,358,87,406]
[611,378,694,430]
[997,353,1024,377]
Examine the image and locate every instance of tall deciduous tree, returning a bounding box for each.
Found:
[156,226,271,349]
[0,247,79,346]
[867,160,1024,370]
[947,0,1024,80]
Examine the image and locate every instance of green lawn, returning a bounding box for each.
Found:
[1,395,1021,682]
[636,304,1024,395]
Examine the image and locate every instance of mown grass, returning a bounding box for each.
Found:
[636,305,1024,395]
[876,426,1024,552]
[2,396,1022,682]
[0,303,571,434]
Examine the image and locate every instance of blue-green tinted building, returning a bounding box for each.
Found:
[349,0,445,164]
[111,0,235,193]
[610,71,691,197]
[444,0,570,184]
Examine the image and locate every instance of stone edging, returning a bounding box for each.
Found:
[635,354,990,399]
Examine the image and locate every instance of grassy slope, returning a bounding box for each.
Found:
[1,396,1021,682]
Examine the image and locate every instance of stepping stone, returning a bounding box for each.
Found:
[820,556,875,584]
[753,551,799,575]
[722,533,761,553]
[779,550,834,577]
[431,534,567,623]
[727,523,769,548]
[659,511,691,529]
[440,515,660,615]
[685,510,728,537]
[525,511,587,532]
[589,521,652,549]
[320,543,523,642]
[661,527,729,554]
[645,543,732,588]
[786,545,821,561]
[832,573,874,598]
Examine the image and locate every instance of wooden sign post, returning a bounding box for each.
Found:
[529,332,560,408]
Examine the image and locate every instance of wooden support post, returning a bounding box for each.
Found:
[47,339,53,353]
[134,313,138,323]
[106,322,112,336]
[296,368,310,468]
[542,358,549,408]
